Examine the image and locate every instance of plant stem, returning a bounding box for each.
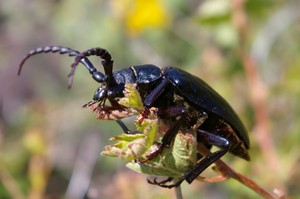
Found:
[174,179,183,199]
[197,144,286,199]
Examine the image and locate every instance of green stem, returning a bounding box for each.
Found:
[174,179,183,199]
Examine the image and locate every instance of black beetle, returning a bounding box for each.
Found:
[19,46,250,188]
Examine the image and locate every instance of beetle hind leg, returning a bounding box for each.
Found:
[157,130,231,188]
[184,129,230,184]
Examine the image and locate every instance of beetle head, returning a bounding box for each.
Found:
[92,83,125,102]
[70,48,125,103]
[18,46,125,105]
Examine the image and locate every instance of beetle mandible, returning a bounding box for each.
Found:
[19,46,250,188]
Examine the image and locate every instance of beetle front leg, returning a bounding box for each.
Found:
[157,129,230,188]
[116,120,141,135]
[144,78,170,107]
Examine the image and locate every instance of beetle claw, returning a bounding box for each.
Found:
[147,177,184,189]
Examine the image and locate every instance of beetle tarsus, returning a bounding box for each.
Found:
[147,177,184,189]
[183,129,230,184]
[147,177,173,185]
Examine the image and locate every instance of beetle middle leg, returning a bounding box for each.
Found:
[139,114,186,163]
[138,105,198,164]
[140,77,190,162]
[139,105,208,163]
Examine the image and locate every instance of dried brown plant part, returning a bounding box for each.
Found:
[197,143,289,199]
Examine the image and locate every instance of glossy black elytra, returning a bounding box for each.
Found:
[19,46,250,188]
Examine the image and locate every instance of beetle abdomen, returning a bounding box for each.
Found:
[164,67,250,150]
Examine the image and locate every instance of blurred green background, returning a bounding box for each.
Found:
[1,0,300,198]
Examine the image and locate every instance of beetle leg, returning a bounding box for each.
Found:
[147,177,173,186]
[116,120,141,135]
[184,130,230,183]
[139,117,184,163]
[156,106,187,118]
[144,78,170,107]
[141,107,208,164]
[157,130,230,188]
[139,107,188,163]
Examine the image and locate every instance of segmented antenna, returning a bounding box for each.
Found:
[70,48,116,86]
[19,46,110,88]
[18,46,79,76]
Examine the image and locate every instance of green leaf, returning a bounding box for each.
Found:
[118,83,144,113]
[101,117,159,161]
[101,134,147,161]
[101,83,160,161]
[126,130,198,178]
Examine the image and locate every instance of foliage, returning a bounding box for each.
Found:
[100,84,159,161]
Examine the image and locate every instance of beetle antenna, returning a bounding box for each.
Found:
[71,48,116,86]
[68,54,106,89]
[18,46,79,76]
[18,46,106,88]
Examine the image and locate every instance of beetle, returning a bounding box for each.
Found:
[19,46,250,188]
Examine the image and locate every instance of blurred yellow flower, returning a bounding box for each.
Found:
[111,0,170,36]
[23,128,46,155]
